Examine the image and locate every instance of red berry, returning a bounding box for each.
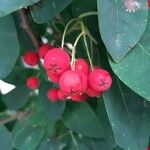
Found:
[86,87,102,97]
[59,70,87,95]
[44,48,70,75]
[71,94,88,102]
[23,51,39,66]
[47,70,61,83]
[26,76,39,90]
[75,58,90,75]
[57,89,67,101]
[147,146,150,150]
[38,43,53,59]
[88,69,112,92]
[93,66,101,70]
[148,0,150,7]
[47,88,59,102]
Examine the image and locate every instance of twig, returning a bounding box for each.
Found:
[0,111,29,125]
[19,8,40,49]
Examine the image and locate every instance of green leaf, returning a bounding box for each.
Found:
[0,125,12,150]
[0,15,19,79]
[0,0,40,17]
[31,0,74,23]
[109,11,150,100]
[97,0,148,62]
[62,102,103,138]
[39,81,65,121]
[2,85,30,110]
[13,126,45,150]
[102,77,150,150]
[3,67,38,85]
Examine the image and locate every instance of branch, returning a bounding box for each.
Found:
[19,8,40,49]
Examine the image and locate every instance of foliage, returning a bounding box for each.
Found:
[0,0,150,150]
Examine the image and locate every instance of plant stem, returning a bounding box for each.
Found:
[80,21,94,70]
[70,32,84,69]
[19,8,40,49]
[61,18,78,48]
[69,131,79,150]
[78,11,98,19]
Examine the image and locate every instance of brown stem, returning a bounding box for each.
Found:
[19,8,40,49]
[0,111,29,125]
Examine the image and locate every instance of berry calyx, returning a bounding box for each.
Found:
[26,76,39,90]
[23,51,39,66]
[75,58,90,75]
[47,88,59,102]
[38,43,53,59]
[86,87,102,97]
[71,94,88,102]
[47,70,61,83]
[88,69,112,92]
[59,70,87,95]
[44,48,70,75]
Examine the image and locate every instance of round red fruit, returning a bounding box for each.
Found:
[26,76,39,90]
[47,88,59,102]
[147,146,150,150]
[75,58,90,75]
[23,51,39,66]
[88,69,112,92]
[38,43,53,59]
[59,70,87,95]
[86,87,102,97]
[47,70,61,83]
[57,89,67,101]
[71,94,88,102]
[148,0,150,8]
[44,48,70,75]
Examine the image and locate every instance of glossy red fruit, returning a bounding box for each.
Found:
[44,48,70,75]
[88,69,112,92]
[57,89,67,100]
[38,43,53,59]
[47,88,59,102]
[148,0,150,7]
[47,70,61,83]
[71,94,88,102]
[26,76,39,90]
[75,58,90,75]
[59,70,87,95]
[86,87,102,97]
[23,51,39,66]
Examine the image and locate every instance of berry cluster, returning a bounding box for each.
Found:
[23,44,112,102]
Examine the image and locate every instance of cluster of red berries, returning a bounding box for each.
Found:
[23,43,112,102]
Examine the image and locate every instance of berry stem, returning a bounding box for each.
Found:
[61,18,78,48]
[70,32,84,70]
[80,21,94,70]
[78,11,98,19]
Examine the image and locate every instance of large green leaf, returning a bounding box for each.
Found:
[39,81,65,121]
[62,102,103,138]
[97,0,148,62]
[31,0,74,24]
[0,125,12,150]
[13,126,45,150]
[2,85,30,110]
[109,11,150,100]
[0,15,19,79]
[0,0,40,17]
[102,77,150,150]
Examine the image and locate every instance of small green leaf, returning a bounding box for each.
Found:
[0,15,19,79]
[97,0,148,61]
[0,125,12,150]
[2,85,30,110]
[62,102,103,138]
[31,0,74,23]
[13,126,45,150]
[39,81,65,121]
[0,0,40,17]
